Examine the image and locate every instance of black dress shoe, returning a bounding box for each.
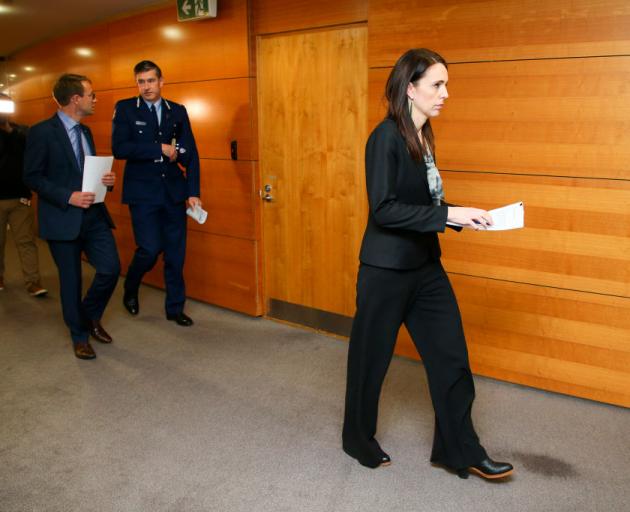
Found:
[74,342,96,360]
[89,320,113,344]
[123,291,139,316]
[166,312,193,326]
[342,440,391,468]
[458,457,514,479]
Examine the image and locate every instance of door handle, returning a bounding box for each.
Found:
[262,184,273,202]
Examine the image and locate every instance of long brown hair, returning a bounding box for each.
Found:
[385,48,447,161]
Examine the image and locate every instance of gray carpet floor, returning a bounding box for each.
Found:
[1,234,629,512]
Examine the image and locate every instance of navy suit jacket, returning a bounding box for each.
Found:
[111,96,200,205]
[23,114,114,241]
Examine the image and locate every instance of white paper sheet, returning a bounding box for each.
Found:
[82,156,114,203]
[447,201,524,231]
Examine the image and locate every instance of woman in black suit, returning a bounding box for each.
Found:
[342,48,513,480]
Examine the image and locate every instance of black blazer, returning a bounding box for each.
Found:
[359,118,455,270]
[24,114,114,240]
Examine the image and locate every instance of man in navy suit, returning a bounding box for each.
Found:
[112,60,200,326]
[24,74,120,360]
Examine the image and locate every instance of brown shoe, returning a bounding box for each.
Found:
[89,320,113,344]
[74,342,96,360]
[27,282,48,297]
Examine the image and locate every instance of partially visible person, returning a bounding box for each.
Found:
[112,60,200,326]
[342,49,513,480]
[23,74,120,360]
[0,92,47,296]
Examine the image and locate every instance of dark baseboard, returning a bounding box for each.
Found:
[267,299,353,337]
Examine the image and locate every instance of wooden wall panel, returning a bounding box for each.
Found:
[184,230,260,315]
[6,23,112,101]
[252,0,367,35]
[12,99,54,127]
[369,0,630,67]
[110,215,261,315]
[108,1,249,88]
[439,172,630,297]
[164,79,254,161]
[191,160,257,240]
[393,276,630,407]
[369,57,630,179]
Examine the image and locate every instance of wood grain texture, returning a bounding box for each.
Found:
[111,214,262,315]
[162,79,254,161]
[393,275,630,407]
[438,172,630,297]
[252,0,367,35]
[258,26,368,316]
[369,57,630,179]
[108,0,249,88]
[184,230,261,315]
[6,23,112,101]
[369,0,630,67]
[189,160,257,240]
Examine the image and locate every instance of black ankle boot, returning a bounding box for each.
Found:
[460,457,514,479]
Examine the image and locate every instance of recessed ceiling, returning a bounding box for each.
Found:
[0,0,169,57]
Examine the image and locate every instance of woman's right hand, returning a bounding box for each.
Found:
[447,207,493,230]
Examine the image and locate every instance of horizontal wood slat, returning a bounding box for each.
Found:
[6,24,112,101]
[368,0,630,67]
[108,2,249,87]
[439,172,630,297]
[111,214,261,315]
[369,57,630,179]
[393,275,630,407]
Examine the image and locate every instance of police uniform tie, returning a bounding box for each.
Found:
[150,103,160,127]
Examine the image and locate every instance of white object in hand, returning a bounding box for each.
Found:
[186,205,208,224]
[447,201,524,231]
[484,201,524,231]
[82,155,114,203]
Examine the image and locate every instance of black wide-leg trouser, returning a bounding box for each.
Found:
[342,260,487,469]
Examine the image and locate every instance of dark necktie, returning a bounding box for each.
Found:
[150,104,160,127]
[73,124,85,171]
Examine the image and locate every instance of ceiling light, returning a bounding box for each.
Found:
[23,66,34,72]
[75,47,93,57]
[162,26,183,41]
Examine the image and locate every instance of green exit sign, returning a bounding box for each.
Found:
[177,0,217,21]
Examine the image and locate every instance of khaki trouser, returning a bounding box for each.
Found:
[0,198,41,285]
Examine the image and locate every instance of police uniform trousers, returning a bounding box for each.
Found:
[47,206,120,345]
[342,259,488,469]
[125,199,187,316]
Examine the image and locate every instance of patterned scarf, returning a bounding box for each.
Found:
[423,151,444,205]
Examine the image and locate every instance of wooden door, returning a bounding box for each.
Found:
[257,26,367,326]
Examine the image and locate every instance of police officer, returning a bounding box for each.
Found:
[112,60,201,326]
